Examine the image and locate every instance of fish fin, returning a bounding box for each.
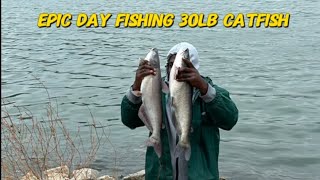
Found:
[138,104,153,132]
[174,141,191,161]
[185,144,191,161]
[161,81,169,94]
[146,136,162,158]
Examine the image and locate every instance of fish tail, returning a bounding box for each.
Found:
[174,140,191,161]
[146,136,162,158]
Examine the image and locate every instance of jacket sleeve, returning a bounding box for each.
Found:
[120,92,145,129]
[203,78,239,130]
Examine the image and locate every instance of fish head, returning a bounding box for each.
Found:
[174,47,190,68]
[145,48,160,68]
[166,42,199,69]
[179,47,190,63]
[168,48,191,82]
[166,42,199,81]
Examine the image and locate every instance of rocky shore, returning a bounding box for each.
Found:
[16,166,144,180]
[16,166,227,180]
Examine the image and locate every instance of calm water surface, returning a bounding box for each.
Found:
[2,0,320,179]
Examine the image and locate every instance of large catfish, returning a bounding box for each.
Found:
[169,48,192,161]
[139,48,163,158]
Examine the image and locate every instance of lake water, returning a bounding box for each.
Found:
[2,0,320,179]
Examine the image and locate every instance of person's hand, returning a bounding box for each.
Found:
[132,59,156,91]
[176,58,208,95]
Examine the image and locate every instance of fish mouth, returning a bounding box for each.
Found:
[150,48,158,53]
[180,47,189,53]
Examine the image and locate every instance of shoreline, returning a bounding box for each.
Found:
[17,166,228,180]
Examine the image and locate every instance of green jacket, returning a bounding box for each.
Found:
[121,77,238,180]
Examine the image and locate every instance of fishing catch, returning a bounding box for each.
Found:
[138,48,163,158]
[169,48,192,161]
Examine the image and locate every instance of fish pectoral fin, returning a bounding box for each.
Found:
[146,136,162,158]
[161,81,169,94]
[138,104,153,132]
[174,141,191,161]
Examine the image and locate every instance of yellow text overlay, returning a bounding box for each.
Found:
[223,13,290,28]
[37,13,291,28]
[114,13,175,28]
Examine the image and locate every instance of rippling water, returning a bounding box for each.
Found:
[2,0,320,179]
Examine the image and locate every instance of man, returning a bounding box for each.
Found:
[121,42,238,180]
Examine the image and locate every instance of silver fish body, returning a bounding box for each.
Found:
[139,48,163,158]
[169,48,192,161]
